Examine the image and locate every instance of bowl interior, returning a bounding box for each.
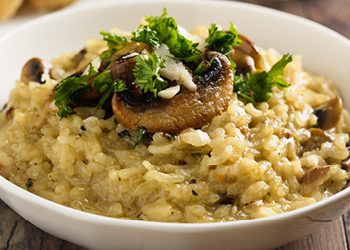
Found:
[1,1,350,249]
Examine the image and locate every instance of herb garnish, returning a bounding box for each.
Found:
[26,178,33,188]
[206,22,242,57]
[132,8,202,64]
[54,64,127,118]
[233,54,292,105]
[193,55,218,78]
[134,125,153,148]
[100,31,130,59]
[133,52,168,97]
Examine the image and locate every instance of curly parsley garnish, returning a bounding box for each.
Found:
[134,125,153,148]
[234,54,292,105]
[132,8,202,64]
[206,22,242,57]
[133,52,168,97]
[100,31,130,59]
[54,64,127,118]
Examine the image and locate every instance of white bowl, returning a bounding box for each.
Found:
[1,1,350,249]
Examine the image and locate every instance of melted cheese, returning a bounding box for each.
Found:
[155,44,196,92]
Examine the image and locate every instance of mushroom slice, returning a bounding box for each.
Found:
[74,48,87,66]
[61,42,152,107]
[314,97,343,130]
[21,57,51,84]
[112,51,233,134]
[341,142,350,172]
[231,34,263,77]
[300,128,332,154]
[233,34,261,64]
[300,165,330,184]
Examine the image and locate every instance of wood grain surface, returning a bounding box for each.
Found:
[1,0,350,249]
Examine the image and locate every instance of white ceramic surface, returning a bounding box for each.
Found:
[1,1,350,249]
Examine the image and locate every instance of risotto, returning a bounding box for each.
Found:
[0,11,350,223]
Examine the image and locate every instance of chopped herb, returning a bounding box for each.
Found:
[118,177,121,181]
[100,31,130,59]
[92,70,128,109]
[118,129,131,138]
[80,125,86,131]
[193,55,218,78]
[54,64,127,119]
[54,64,98,118]
[171,211,174,215]
[133,125,153,148]
[192,190,199,196]
[132,26,160,48]
[26,178,33,188]
[234,54,292,106]
[132,8,201,64]
[133,52,168,97]
[331,180,334,184]
[206,22,242,57]
[267,192,271,196]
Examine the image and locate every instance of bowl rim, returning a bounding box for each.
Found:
[1,0,350,230]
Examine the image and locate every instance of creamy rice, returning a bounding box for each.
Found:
[0,26,349,222]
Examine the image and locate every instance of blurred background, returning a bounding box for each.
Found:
[1,0,350,250]
[0,0,350,39]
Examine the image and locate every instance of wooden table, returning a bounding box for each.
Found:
[1,0,350,249]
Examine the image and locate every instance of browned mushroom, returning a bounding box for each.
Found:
[300,128,332,154]
[21,57,51,84]
[341,142,350,172]
[216,194,236,205]
[231,34,262,77]
[59,42,152,108]
[300,165,330,184]
[314,97,343,130]
[74,48,87,66]
[112,51,233,133]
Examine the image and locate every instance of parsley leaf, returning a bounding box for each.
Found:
[234,54,292,105]
[93,70,127,109]
[133,52,168,96]
[100,31,130,59]
[54,63,98,118]
[54,63,127,118]
[132,26,160,48]
[134,125,153,148]
[193,54,218,78]
[131,8,201,64]
[206,22,242,57]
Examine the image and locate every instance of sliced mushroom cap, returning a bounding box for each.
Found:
[314,96,343,130]
[74,48,87,66]
[112,51,233,133]
[21,57,51,84]
[300,165,330,184]
[231,34,262,77]
[59,42,152,107]
[300,128,332,154]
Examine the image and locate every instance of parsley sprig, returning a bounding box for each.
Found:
[133,52,168,97]
[54,64,127,118]
[100,31,130,59]
[234,54,292,105]
[206,22,242,57]
[131,8,202,64]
